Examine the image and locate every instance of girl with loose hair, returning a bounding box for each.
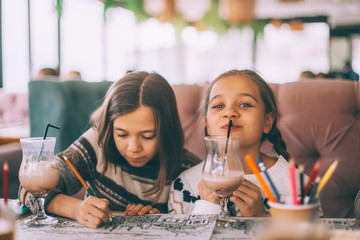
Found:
[20,71,200,228]
[169,69,306,216]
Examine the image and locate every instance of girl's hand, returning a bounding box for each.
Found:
[124,204,160,216]
[230,179,267,217]
[198,180,219,204]
[74,196,112,228]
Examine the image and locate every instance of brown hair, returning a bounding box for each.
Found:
[90,71,185,202]
[203,69,290,160]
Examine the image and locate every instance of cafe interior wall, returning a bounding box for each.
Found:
[1,0,359,93]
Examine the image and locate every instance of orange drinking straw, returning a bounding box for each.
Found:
[61,154,95,196]
[245,155,276,203]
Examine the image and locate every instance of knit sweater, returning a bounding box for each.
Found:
[168,155,308,215]
[22,128,200,213]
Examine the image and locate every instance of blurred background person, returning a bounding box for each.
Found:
[35,67,59,80]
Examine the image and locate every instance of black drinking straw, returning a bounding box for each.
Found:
[222,120,233,174]
[38,124,60,160]
[43,124,60,139]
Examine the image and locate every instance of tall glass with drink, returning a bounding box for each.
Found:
[202,136,244,225]
[19,137,59,226]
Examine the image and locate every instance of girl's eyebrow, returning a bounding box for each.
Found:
[210,93,258,103]
[114,127,155,133]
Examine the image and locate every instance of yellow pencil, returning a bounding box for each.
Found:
[316,159,339,197]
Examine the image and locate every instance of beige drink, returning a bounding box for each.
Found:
[203,170,244,197]
[19,161,59,196]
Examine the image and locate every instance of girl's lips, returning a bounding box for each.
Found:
[126,156,143,162]
[221,124,240,130]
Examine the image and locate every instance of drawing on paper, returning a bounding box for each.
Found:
[16,214,217,240]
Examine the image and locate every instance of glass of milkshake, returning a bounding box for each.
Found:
[19,137,59,226]
[202,136,244,225]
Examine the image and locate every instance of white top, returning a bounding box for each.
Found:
[168,155,308,215]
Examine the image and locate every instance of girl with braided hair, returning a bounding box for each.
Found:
[169,69,307,216]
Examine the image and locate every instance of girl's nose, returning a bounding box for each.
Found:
[127,137,141,152]
[223,105,239,119]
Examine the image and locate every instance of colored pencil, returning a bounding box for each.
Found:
[61,154,112,221]
[256,158,281,202]
[316,159,339,197]
[245,155,276,202]
[61,154,95,196]
[304,158,322,195]
[3,160,8,205]
[309,176,321,204]
[299,165,305,204]
[289,159,299,205]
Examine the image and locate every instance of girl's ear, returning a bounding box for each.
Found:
[264,113,274,134]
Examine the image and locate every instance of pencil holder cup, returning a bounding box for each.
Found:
[256,201,328,240]
[268,201,319,223]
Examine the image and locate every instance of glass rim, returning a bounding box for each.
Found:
[204,135,240,140]
[20,137,56,142]
[268,201,319,210]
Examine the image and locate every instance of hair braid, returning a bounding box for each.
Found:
[266,126,290,161]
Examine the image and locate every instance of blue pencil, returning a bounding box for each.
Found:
[256,158,281,202]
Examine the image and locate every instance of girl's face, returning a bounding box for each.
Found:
[113,105,158,167]
[205,75,273,148]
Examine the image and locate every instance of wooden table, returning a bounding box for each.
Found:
[0,124,29,145]
[13,213,360,240]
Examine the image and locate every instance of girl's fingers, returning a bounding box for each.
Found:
[124,203,133,215]
[126,204,144,216]
[124,204,137,215]
[149,208,160,214]
[124,204,160,216]
[138,205,153,216]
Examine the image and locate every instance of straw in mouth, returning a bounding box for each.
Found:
[222,119,233,175]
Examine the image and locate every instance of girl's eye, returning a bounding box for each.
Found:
[117,134,127,138]
[212,104,223,109]
[142,134,156,140]
[240,103,252,107]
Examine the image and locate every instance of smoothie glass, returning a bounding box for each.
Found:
[19,137,59,226]
[202,136,243,225]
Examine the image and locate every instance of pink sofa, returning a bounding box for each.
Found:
[173,80,360,218]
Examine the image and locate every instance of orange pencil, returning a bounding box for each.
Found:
[61,154,112,221]
[245,155,276,202]
[61,154,95,196]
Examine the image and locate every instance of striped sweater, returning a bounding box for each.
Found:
[23,128,200,213]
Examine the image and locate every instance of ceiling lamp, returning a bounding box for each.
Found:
[144,0,175,22]
[219,0,256,25]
